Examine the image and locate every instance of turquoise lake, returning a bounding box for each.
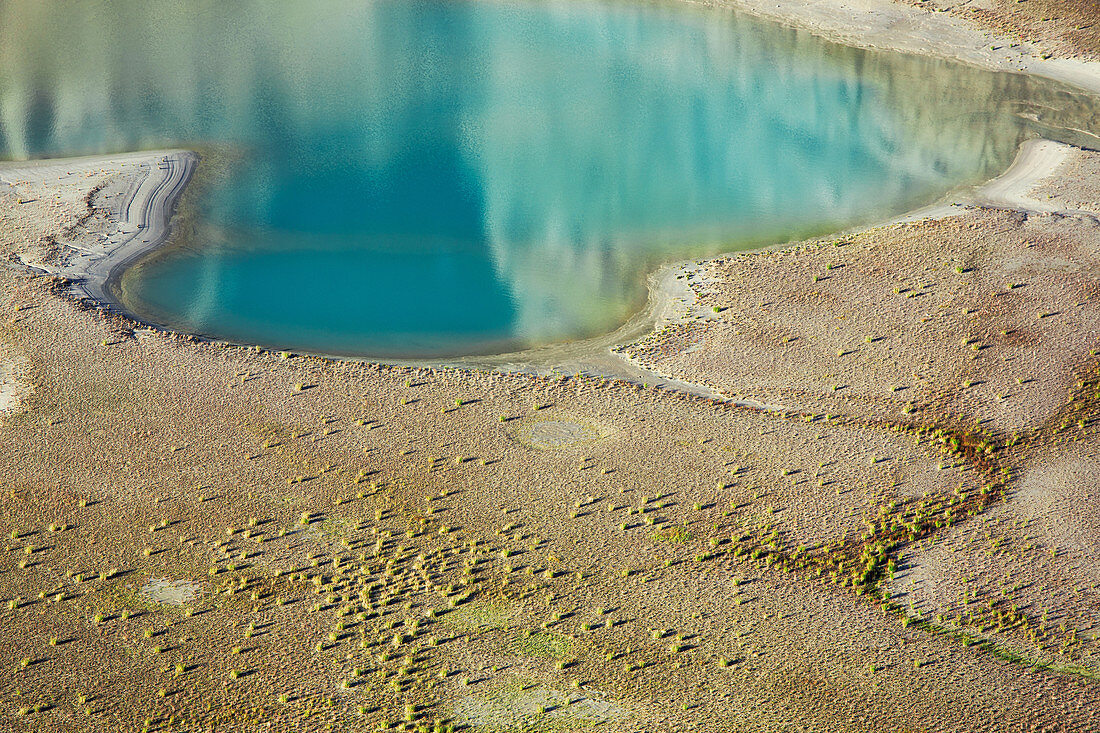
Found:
[1,0,1097,357]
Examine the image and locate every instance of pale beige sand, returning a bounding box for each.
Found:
[621,145,1100,434]
[1,1,1100,730]
[900,139,1085,221]
[4,147,1100,728]
[0,345,28,415]
[620,143,1100,686]
[889,431,1100,674]
[4,252,1099,730]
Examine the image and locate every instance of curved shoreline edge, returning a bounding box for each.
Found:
[3,0,1100,394]
[7,133,1085,406]
[63,150,198,306]
[5,5,1100,725]
[711,0,1100,96]
[0,136,1089,397]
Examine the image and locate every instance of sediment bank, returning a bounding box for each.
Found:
[1,1,1100,730]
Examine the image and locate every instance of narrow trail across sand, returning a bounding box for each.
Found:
[63,151,198,305]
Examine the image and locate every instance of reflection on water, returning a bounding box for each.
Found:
[0,0,1097,356]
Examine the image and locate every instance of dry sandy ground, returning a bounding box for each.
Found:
[3,231,1100,732]
[0,343,29,414]
[620,142,1100,697]
[620,147,1100,437]
[715,0,1100,99]
[2,1,1100,731]
[904,0,1100,62]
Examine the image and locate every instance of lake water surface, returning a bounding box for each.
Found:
[0,0,1097,357]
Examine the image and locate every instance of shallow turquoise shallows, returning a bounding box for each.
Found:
[1,1,1096,357]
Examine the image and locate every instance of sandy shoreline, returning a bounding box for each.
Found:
[3,1,1100,730]
[715,0,1100,96]
[3,0,1098,385]
[5,151,1100,728]
[0,150,197,306]
[75,151,197,307]
[3,133,1091,393]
